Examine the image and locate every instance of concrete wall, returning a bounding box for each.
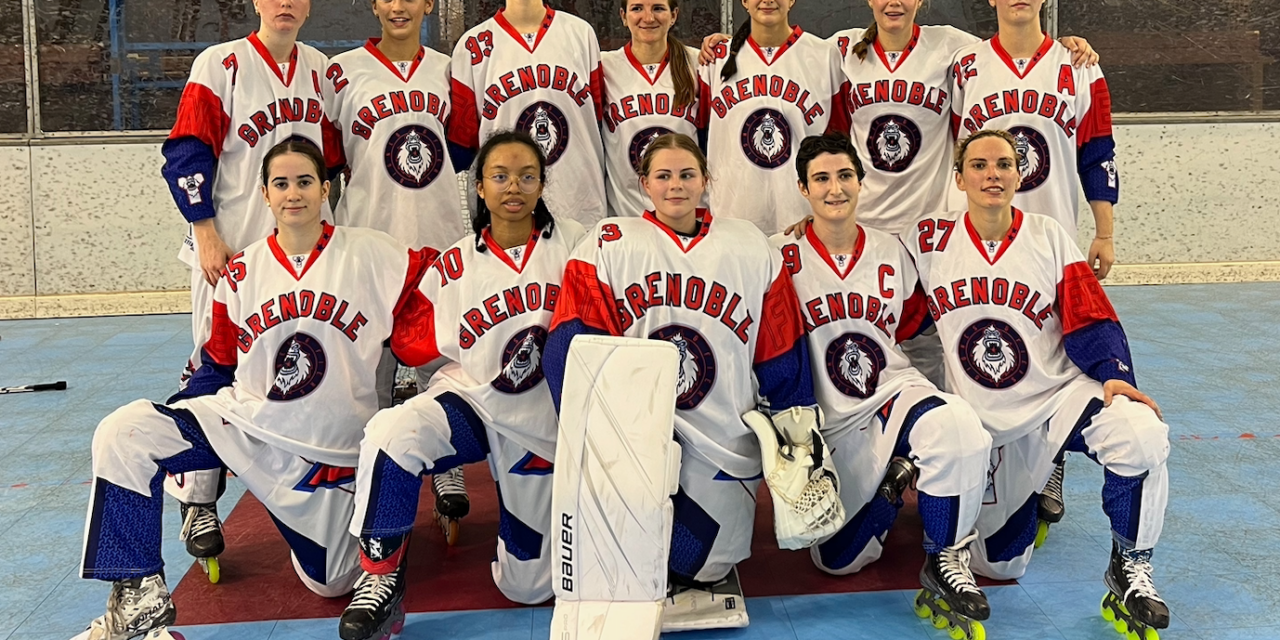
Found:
[1,121,1279,318]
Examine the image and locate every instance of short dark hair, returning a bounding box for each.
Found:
[471,130,556,247]
[796,133,865,185]
[261,138,327,187]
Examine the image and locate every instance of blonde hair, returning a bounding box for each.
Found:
[953,129,1023,172]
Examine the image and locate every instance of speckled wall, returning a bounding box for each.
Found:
[0,121,1278,303]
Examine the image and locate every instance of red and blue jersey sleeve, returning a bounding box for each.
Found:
[170,279,239,402]
[161,49,232,223]
[391,247,442,367]
[545,256,623,413]
[1076,73,1118,204]
[1059,260,1135,386]
[753,264,816,411]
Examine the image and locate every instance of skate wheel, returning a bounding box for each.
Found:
[1034,520,1050,549]
[949,625,967,640]
[932,614,949,630]
[201,557,220,584]
[1144,628,1159,640]
[434,510,461,546]
[970,621,986,640]
[913,591,932,619]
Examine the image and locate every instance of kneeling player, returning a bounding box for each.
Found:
[341,131,586,640]
[546,133,822,632]
[76,141,436,640]
[776,134,994,639]
[904,130,1171,638]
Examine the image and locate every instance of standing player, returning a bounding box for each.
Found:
[75,141,435,640]
[546,133,817,631]
[340,131,585,640]
[904,130,1170,639]
[159,0,342,578]
[698,0,850,235]
[448,0,607,227]
[950,0,1118,277]
[776,134,993,639]
[324,0,472,545]
[602,0,702,217]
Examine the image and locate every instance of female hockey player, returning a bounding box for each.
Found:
[601,0,702,217]
[339,131,586,640]
[447,0,607,227]
[903,130,1171,640]
[324,0,472,547]
[775,133,993,640]
[158,0,343,574]
[75,140,436,640]
[545,133,825,632]
[697,0,850,234]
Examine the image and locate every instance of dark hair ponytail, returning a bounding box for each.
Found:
[471,130,556,251]
[850,22,877,62]
[719,19,753,81]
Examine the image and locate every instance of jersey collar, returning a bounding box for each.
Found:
[747,26,804,67]
[873,24,920,73]
[805,220,865,279]
[644,209,712,253]
[990,32,1054,80]
[268,221,335,281]
[481,225,541,273]
[624,42,669,86]
[494,7,555,53]
[363,38,425,82]
[248,31,298,86]
[964,208,1023,265]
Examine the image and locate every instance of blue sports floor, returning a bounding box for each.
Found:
[1,282,1278,640]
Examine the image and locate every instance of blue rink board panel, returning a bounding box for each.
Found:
[1,282,1279,640]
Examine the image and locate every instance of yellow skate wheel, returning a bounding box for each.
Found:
[913,591,932,619]
[1127,631,1140,640]
[971,621,986,640]
[949,625,967,640]
[1034,520,1050,549]
[932,614,949,629]
[202,557,220,584]
[1101,599,1116,622]
[1144,628,1159,640]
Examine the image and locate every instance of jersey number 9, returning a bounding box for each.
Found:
[466,32,495,66]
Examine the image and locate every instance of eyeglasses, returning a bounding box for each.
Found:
[485,173,541,194]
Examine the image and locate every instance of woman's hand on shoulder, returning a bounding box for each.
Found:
[1059,36,1099,68]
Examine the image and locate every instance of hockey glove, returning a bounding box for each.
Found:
[744,406,845,550]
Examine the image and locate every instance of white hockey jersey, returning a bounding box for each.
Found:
[392,219,587,461]
[166,33,340,261]
[699,27,851,234]
[902,209,1123,445]
[448,8,606,226]
[200,223,431,466]
[324,40,466,252]
[771,223,932,439]
[601,44,702,218]
[831,25,979,234]
[950,35,1118,237]
[549,211,812,478]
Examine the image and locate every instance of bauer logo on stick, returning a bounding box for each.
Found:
[740,108,792,169]
[824,333,886,398]
[383,125,445,189]
[957,320,1028,389]
[517,101,570,164]
[492,326,547,394]
[866,115,922,173]
[649,324,716,409]
[268,333,328,400]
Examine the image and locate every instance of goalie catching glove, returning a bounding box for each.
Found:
[744,406,845,550]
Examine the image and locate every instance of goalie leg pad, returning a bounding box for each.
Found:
[551,336,682,639]
[662,566,749,632]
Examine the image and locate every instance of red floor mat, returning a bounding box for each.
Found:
[172,462,1001,625]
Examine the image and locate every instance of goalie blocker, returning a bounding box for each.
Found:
[550,336,682,640]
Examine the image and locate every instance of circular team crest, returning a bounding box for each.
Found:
[824,333,887,398]
[957,319,1029,389]
[383,125,445,189]
[649,324,716,410]
[517,101,571,165]
[739,108,792,169]
[628,126,674,173]
[865,114,922,173]
[491,326,548,394]
[268,333,328,401]
[1007,126,1051,192]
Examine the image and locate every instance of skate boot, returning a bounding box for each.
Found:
[339,538,408,640]
[179,502,224,583]
[431,467,469,546]
[914,533,990,640]
[1101,543,1169,639]
[72,573,177,640]
[662,566,749,631]
[877,456,917,504]
[1036,461,1066,548]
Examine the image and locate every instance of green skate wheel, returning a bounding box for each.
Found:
[932,614,949,629]
[201,557,220,584]
[971,621,986,640]
[949,625,966,640]
[1145,628,1159,640]
[1034,520,1050,548]
[913,591,932,619]
[1126,631,1140,640]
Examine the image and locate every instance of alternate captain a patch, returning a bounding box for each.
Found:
[383,124,445,189]
[517,101,571,164]
[268,333,328,401]
[740,108,792,169]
